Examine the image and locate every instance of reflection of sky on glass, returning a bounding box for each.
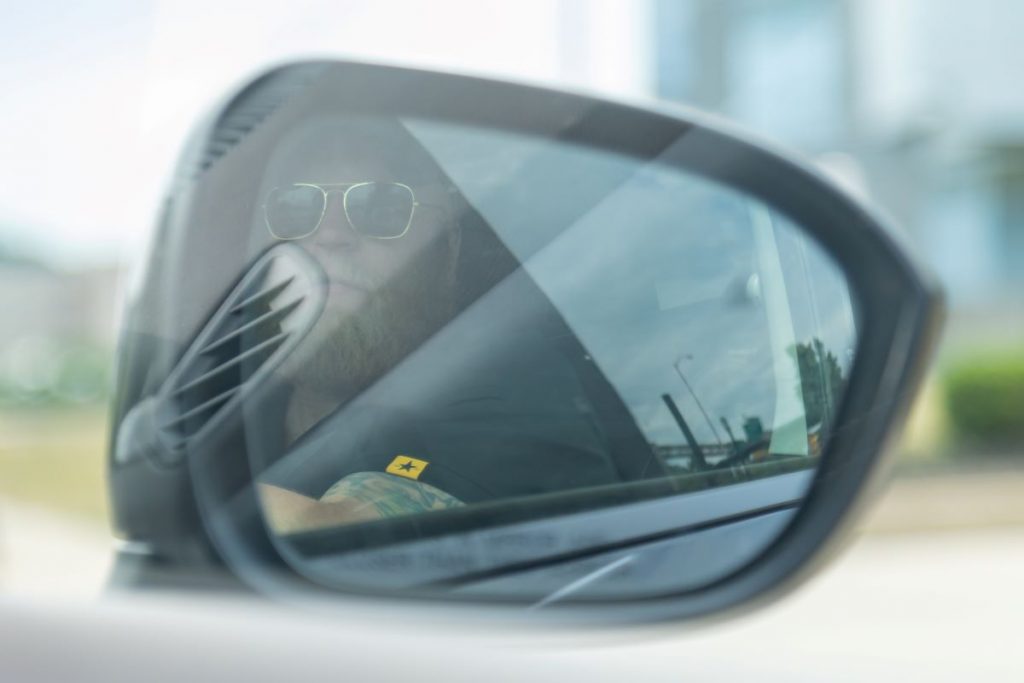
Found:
[407,120,856,450]
[522,173,775,447]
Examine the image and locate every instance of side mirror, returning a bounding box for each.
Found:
[109,60,942,623]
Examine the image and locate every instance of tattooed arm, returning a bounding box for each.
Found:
[258,473,463,535]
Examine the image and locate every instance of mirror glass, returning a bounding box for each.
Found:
[236,113,858,602]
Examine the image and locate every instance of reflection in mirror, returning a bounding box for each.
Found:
[234,113,858,602]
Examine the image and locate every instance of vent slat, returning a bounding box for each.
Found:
[161,386,241,432]
[200,298,303,356]
[206,142,235,155]
[229,276,294,315]
[172,332,289,398]
[187,64,326,179]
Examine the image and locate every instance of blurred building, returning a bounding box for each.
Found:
[0,259,120,349]
[651,0,1024,352]
[0,241,121,399]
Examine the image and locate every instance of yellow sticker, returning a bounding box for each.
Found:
[385,455,429,481]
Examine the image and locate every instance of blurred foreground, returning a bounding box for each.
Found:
[0,408,111,597]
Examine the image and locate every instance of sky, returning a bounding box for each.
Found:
[0,0,652,270]
[0,1,153,266]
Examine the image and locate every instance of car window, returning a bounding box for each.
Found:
[235,116,858,555]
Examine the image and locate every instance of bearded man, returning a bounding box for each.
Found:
[253,116,634,535]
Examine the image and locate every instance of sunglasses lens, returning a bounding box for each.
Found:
[344,182,415,238]
[265,185,325,239]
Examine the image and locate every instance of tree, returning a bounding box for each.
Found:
[790,338,845,430]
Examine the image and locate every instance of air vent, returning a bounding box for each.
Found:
[189,64,326,178]
[153,244,325,459]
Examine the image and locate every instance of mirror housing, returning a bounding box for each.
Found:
[109,60,943,623]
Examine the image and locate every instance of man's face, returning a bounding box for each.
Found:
[259,118,461,400]
[267,128,454,316]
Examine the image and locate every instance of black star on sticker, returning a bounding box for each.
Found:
[397,461,417,472]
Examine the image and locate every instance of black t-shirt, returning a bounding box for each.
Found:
[259,331,625,505]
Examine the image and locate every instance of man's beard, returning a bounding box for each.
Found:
[301,289,429,397]
[290,251,453,413]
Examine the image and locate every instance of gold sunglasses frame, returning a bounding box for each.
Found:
[264,181,428,241]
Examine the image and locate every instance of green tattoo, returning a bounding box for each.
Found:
[320,472,464,519]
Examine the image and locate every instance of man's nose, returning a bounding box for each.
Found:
[314,196,361,248]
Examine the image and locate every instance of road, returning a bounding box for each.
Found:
[660,526,1024,680]
[0,500,112,599]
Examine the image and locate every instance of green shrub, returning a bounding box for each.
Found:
[0,341,111,408]
[944,351,1024,444]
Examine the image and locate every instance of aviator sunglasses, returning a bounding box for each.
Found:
[263,181,447,241]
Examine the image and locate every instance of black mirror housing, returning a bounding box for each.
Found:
[109,60,943,624]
